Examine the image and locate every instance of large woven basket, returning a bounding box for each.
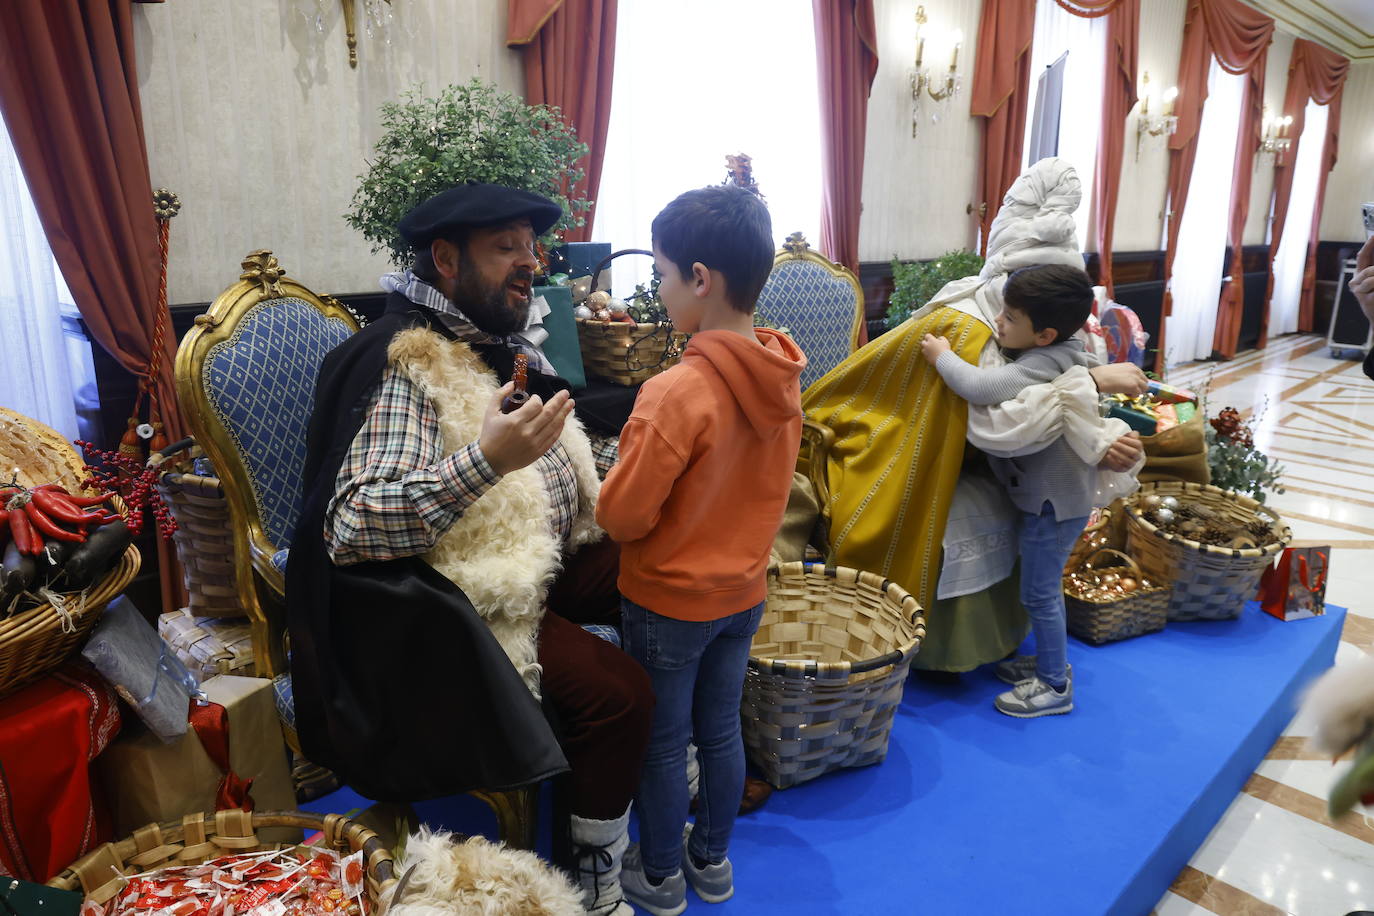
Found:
[741,562,925,789]
[151,441,242,617]
[1124,481,1291,621]
[1064,548,1170,645]
[48,809,394,907]
[0,407,141,698]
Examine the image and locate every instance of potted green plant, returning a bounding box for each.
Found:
[346,78,591,267]
[885,249,986,329]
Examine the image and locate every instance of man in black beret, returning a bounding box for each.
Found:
[288,183,650,916]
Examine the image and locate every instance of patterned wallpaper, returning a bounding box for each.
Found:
[134,0,522,305]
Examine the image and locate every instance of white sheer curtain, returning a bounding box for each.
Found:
[0,111,82,440]
[592,0,823,293]
[1166,59,1245,367]
[1021,0,1106,251]
[1269,97,1330,338]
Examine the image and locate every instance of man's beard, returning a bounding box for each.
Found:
[453,267,531,336]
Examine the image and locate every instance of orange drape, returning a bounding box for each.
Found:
[507,0,617,243]
[1258,38,1350,346]
[1158,0,1273,371]
[971,0,1036,255]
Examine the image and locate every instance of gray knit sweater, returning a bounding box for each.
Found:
[935,339,1098,520]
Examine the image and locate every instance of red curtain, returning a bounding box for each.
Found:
[812,1,878,271]
[1055,0,1140,298]
[507,0,618,243]
[0,0,186,612]
[971,0,1036,255]
[1157,0,1273,371]
[1258,38,1349,346]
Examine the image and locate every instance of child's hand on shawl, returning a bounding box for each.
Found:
[921,334,951,364]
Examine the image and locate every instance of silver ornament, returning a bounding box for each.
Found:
[573,305,593,320]
[1155,507,1175,524]
[1160,496,1180,510]
[607,299,629,315]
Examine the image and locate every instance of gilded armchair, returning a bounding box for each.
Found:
[755,232,865,390]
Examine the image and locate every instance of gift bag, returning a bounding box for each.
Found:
[1258,546,1329,621]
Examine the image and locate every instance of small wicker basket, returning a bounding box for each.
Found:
[1064,548,1170,645]
[741,562,925,789]
[0,407,141,699]
[1124,481,1292,621]
[151,441,242,618]
[575,248,687,386]
[48,809,394,907]
[1065,505,1116,573]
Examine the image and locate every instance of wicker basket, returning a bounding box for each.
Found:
[151,443,242,618]
[1064,548,1170,645]
[1065,505,1115,573]
[0,544,141,699]
[159,611,255,681]
[48,809,394,907]
[1124,481,1292,621]
[741,562,925,789]
[0,407,141,698]
[575,248,687,386]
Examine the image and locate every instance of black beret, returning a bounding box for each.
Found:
[398,182,562,248]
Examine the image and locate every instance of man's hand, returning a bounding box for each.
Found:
[1090,362,1149,397]
[1350,237,1374,324]
[1100,431,1143,472]
[921,333,952,365]
[478,382,574,476]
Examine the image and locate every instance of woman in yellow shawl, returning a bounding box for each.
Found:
[803,159,1147,671]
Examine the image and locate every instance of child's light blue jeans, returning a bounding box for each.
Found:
[1019,503,1090,688]
[620,598,764,879]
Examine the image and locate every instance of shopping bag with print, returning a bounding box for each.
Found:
[1257,546,1329,621]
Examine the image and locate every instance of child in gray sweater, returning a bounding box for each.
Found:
[920,263,1099,719]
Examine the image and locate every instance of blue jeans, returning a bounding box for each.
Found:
[1019,503,1089,688]
[621,598,764,879]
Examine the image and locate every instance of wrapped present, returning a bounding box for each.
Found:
[94,676,294,843]
[1146,380,1198,405]
[157,611,255,682]
[82,597,201,742]
[0,663,120,881]
[1107,401,1158,436]
[1154,403,1179,432]
[1175,401,1197,424]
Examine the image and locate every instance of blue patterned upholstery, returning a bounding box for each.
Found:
[580,623,622,648]
[273,672,295,732]
[202,298,353,548]
[756,260,860,389]
[271,549,290,575]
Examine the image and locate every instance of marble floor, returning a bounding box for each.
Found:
[1151,334,1374,916]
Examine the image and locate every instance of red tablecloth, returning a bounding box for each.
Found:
[0,663,119,881]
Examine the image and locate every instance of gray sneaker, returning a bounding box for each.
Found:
[620,843,687,916]
[993,655,1072,686]
[682,823,734,903]
[994,675,1073,718]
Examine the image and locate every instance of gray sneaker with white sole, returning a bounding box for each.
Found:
[681,823,733,903]
[994,675,1073,718]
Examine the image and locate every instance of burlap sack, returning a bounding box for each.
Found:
[770,472,823,564]
[1139,413,1211,486]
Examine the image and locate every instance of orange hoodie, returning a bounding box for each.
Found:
[596,328,806,621]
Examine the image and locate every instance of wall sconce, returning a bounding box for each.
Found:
[301,0,394,68]
[909,6,963,137]
[1134,71,1178,161]
[1258,107,1293,164]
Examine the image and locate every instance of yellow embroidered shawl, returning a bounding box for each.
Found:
[801,307,990,610]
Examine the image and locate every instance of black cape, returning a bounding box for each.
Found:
[286,294,570,802]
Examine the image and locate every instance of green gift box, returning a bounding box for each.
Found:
[1108,403,1158,437]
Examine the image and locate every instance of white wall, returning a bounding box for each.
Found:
[1319,60,1374,243]
[133,0,522,305]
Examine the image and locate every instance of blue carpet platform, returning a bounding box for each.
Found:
[305,601,1344,916]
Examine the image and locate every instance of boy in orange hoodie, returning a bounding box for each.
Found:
[597,186,805,916]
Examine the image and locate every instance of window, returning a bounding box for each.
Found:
[591,0,823,293]
[1021,1,1107,251]
[0,110,93,441]
[1269,97,1330,338]
[1166,58,1245,366]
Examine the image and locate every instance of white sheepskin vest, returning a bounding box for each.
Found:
[387,328,603,697]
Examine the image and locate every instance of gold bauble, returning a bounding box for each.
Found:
[1119,577,1138,593]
